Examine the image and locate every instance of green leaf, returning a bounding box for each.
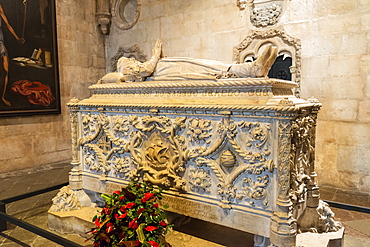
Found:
[136,223,146,243]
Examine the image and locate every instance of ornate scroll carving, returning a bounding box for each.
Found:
[49,186,93,212]
[237,175,270,207]
[289,115,316,206]
[277,120,292,204]
[109,154,131,177]
[129,116,188,190]
[191,118,273,209]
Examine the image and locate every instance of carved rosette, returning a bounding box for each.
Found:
[188,168,212,193]
[187,118,212,144]
[109,154,131,178]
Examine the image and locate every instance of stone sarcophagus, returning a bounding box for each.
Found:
[65,78,339,246]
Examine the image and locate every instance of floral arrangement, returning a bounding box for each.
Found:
[89,182,172,247]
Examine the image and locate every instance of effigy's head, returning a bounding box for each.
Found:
[117,57,143,82]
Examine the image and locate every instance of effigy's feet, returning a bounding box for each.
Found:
[254,44,278,77]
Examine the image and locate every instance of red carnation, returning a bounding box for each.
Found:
[106,222,114,233]
[152,203,159,208]
[126,202,136,209]
[160,221,167,226]
[141,193,154,203]
[120,205,126,212]
[118,212,127,219]
[148,240,160,247]
[113,190,121,195]
[119,195,125,201]
[138,208,145,215]
[94,218,100,227]
[144,226,158,231]
[101,207,111,215]
[114,212,127,219]
[129,218,139,229]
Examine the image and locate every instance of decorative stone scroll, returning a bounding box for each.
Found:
[63,77,342,246]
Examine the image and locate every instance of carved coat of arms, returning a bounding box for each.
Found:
[237,0,287,28]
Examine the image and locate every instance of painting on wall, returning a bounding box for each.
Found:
[0,0,60,117]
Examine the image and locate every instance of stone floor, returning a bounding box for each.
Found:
[0,163,369,247]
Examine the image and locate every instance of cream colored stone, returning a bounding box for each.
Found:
[320,99,358,122]
[322,76,363,100]
[359,175,370,192]
[301,56,329,78]
[329,55,360,77]
[358,100,370,122]
[333,122,370,146]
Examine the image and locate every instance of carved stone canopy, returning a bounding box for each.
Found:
[233,29,301,97]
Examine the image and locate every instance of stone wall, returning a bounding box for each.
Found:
[105,0,370,197]
[0,0,105,174]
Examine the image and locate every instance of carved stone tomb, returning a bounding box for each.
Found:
[53,77,343,246]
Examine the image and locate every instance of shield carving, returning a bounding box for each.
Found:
[237,0,288,28]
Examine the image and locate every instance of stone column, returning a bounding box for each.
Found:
[269,119,297,247]
[67,98,83,190]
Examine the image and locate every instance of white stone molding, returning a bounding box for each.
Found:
[233,29,302,97]
[111,0,141,30]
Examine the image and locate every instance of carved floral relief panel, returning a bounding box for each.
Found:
[78,112,275,209]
